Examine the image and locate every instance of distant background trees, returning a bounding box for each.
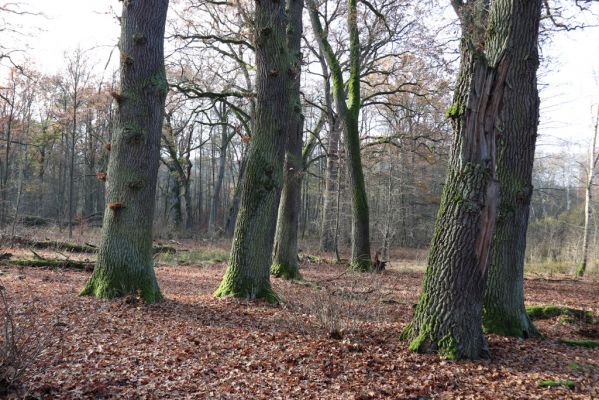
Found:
[0,0,597,277]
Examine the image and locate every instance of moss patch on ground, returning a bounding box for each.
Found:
[538,380,575,389]
[526,305,592,321]
[558,339,599,348]
[156,248,228,266]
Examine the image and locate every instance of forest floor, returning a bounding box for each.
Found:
[0,243,598,399]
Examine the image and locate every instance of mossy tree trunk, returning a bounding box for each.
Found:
[403,0,517,359]
[483,0,541,338]
[80,0,169,303]
[214,0,292,302]
[308,0,371,271]
[271,0,304,281]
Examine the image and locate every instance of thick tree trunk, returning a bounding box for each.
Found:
[214,0,292,302]
[483,0,541,338]
[271,0,304,281]
[80,0,169,303]
[403,0,516,359]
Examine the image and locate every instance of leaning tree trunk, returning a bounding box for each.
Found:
[483,0,541,338]
[224,151,247,238]
[214,0,292,302]
[307,0,371,271]
[271,0,304,281]
[80,0,169,303]
[402,0,517,359]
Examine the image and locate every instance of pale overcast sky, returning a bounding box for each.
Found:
[4,0,599,153]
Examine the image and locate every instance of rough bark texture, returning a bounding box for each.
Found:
[80,0,169,303]
[308,0,371,271]
[271,0,304,281]
[403,0,515,359]
[483,0,541,338]
[214,0,291,302]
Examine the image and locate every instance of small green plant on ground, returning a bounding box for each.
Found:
[568,362,598,371]
[538,380,575,389]
[155,248,228,266]
[558,339,599,348]
[526,305,592,321]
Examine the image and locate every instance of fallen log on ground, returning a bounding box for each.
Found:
[1,258,94,271]
[0,235,97,253]
[1,235,177,255]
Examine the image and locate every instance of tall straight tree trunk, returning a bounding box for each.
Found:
[577,105,598,277]
[209,103,228,236]
[214,0,292,302]
[483,0,541,338]
[1,79,15,227]
[320,120,341,252]
[308,0,371,271]
[68,91,77,238]
[271,0,304,280]
[402,0,517,360]
[81,0,169,303]
[319,44,340,253]
[224,150,247,237]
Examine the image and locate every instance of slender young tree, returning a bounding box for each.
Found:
[402,0,522,359]
[308,0,371,271]
[577,104,599,277]
[80,0,169,303]
[214,0,293,302]
[483,0,542,338]
[271,0,304,280]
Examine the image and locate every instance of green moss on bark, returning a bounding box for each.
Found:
[483,307,538,338]
[404,322,460,360]
[348,256,371,272]
[271,262,302,280]
[80,265,162,304]
[214,272,280,304]
[444,101,465,119]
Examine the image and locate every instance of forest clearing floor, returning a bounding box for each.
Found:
[0,249,598,399]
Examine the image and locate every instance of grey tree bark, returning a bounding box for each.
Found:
[208,102,229,237]
[271,0,304,280]
[81,0,169,303]
[402,0,521,359]
[483,0,542,338]
[214,0,292,302]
